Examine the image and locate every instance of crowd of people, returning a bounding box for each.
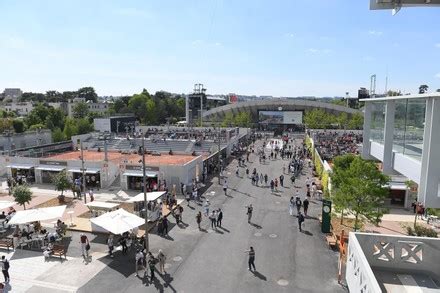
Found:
[312,131,362,162]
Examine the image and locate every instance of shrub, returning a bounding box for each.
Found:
[407,225,438,238]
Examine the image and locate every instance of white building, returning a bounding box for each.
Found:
[66,98,111,117]
[2,102,34,116]
[362,92,440,208]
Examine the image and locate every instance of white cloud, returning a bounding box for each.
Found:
[368,30,383,36]
[284,33,294,38]
[435,43,440,48]
[435,73,440,79]
[306,48,331,54]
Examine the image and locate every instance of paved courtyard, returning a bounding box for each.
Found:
[1,139,345,293]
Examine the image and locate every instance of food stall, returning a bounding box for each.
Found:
[127,191,167,222]
[85,201,120,218]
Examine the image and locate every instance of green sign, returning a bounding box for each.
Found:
[321,199,332,233]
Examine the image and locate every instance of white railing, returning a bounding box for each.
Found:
[346,233,382,293]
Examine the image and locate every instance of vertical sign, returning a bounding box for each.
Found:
[321,199,332,233]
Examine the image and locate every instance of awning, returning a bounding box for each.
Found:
[6,164,35,170]
[123,171,157,178]
[0,201,16,210]
[127,191,167,203]
[85,201,120,210]
[68,167,101,174]
[36,165,66,172]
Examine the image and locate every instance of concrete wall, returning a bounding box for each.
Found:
[0,130,52,152]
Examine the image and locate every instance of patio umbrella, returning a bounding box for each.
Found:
[0,201,16,210]
[90,208,144,235]
[8,205,67,225]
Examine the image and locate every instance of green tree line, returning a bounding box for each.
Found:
[303,109,363,129]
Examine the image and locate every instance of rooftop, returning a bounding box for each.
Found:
[45,150,199,166]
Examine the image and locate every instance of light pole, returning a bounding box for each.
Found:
[217,128,221,184]
[80,141,87,204]
[141,132,149,252]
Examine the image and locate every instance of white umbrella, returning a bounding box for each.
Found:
[0,201,16,210]
[8,205,67,225]
[127,191,166,203]
[90,208,144,235]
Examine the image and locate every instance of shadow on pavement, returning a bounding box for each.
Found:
[218,226,230,233]
[252,270,267,281]
[301,230,313,236]
[97,250,135,277]
[250,223,262,229]
[214,229,224,234]
[199,228,208,233]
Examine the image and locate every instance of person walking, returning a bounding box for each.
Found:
[80,233,90,259]
[246,168,249,177]
[1,256,10,283]
[298,211,305,232]
[157,250,166,274]
[107,234,114,258]
[264,174,268,186]
[246,204,253,223]
[289,197,294,216]
[119,234,128,254]
[135,249,144,277]
[196,211,202,230]
[236,166,239,177]
[217,208,223,228]
[259,173,263,185]
[223,180,228,196]
[279,174,284,187]
[147,251,157,282]
[295,197,302,215]
[203,199,210,216]
[303,198,309,216]
[162,216,169,236]
[274,178,278,191]
[245,247,256,271]
[209,211,217,229]
[185,191,191,207]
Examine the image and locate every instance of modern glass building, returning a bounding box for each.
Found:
[362,93,440,208]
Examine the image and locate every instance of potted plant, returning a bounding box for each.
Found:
[12,184,32,210]
[53,170,71,203]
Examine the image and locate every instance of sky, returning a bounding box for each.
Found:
[0,0,439,97]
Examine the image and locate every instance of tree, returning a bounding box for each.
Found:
[330,154,356,224]
[12,119,25,133]
[28,123,45,131]
[76,118,93,134]
[128,94,149,123]
[419,84,429,94]
[387,90,401,96]
[72,101,89,119]
[333,157,389,230]
[77,87,98,102]
[348,113,364,129]
[45,91,62,102]
[52,127,65,142]
[53,170,71,197]
[63,118,78,139]
[25,103,50,127]
[12,184,32,210]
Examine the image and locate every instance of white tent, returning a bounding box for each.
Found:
[0,201,16,210]
[8,205,67,225]
[127,191,166,203]
[90,208,144,235]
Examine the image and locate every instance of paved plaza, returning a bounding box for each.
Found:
[1,139,345,293]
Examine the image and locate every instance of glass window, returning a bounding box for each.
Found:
[370,102,385,143]
[404,99,425,159]
[393,100,407,153]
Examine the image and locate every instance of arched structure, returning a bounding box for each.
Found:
[202,99,361,122]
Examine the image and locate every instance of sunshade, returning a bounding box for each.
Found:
[90,208,144,235]
[8,205,67,225]
[127,191,166,203]
[85,201,120,210]
[0,201,16,210]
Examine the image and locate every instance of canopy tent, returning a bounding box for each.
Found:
[127,191,166,203]
[90,208,144,235]
[0,201,16,210]
[85,201,120,210]
[6,164,35,170]
[67,167,101,174]
[8,205,67,225]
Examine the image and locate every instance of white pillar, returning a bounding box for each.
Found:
[382,100,395,174]
[419,98,440,208]
[362,102,372,159]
